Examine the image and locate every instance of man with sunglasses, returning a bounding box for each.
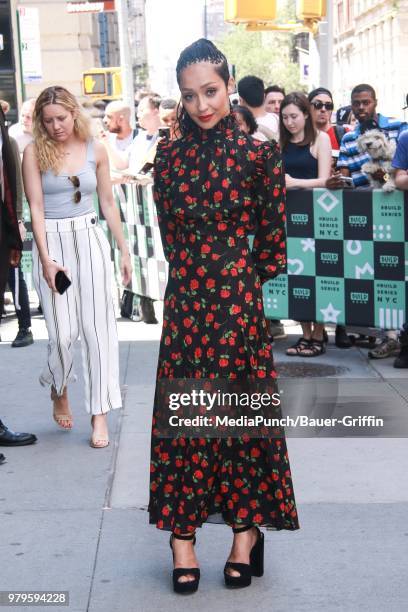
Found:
[337,84,408,187]
[308,87,346,154]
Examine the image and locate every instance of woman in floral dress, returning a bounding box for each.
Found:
[148,39,299,594]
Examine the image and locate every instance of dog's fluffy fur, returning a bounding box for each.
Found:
[356,129,396,192]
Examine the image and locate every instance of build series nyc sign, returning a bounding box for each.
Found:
[262,188,408,330]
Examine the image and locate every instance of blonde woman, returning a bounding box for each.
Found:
[22,86,131,447]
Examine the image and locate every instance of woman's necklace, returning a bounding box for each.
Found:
[59,145,71,157]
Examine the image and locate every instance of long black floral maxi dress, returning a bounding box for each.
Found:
[149,115,299,534]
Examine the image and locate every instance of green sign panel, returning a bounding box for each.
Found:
[263,188,407,329]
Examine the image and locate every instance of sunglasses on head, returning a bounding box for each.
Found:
[311,101,334,111]
[68,176,81,204]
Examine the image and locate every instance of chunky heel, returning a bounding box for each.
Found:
[224,524,265,588]
[250,527,264,577]
[170,532,200,594]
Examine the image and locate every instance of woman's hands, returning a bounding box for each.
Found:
[325,172,346,190]
[120,249,132,288]
[286,172,347,190]
[42,258,69,293]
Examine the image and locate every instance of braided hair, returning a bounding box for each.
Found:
[176,39,230,137]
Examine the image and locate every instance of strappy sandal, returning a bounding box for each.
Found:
[300,338,326,357]
[170,532,200,594]
[224,524,264,588]
[286,337,311,356]
[90,415,109,448]
[51,386,73,430]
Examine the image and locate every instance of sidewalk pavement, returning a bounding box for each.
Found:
[1,300,407,612]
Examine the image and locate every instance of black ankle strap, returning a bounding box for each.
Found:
[232,524,253,534]
[172,532,196,541]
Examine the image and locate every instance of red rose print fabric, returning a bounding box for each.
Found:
[148,115,299,534]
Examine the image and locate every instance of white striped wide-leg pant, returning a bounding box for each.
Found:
[32,212,122,415]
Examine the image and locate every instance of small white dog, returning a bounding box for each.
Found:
[357,129,396,192]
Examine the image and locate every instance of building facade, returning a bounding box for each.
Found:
[128,0,148,89]
[13,0,105,101]
[11,1,148,109]
[333,0,408,120]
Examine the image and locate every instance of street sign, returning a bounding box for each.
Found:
[17,6,43,83]
[66,1,115,13]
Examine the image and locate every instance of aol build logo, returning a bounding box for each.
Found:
[293,288,310,300]
[321,252,339,264]
[351,292,369,304]
[379,255,399,267]
[348,215,367,228]
[291,213,309,225]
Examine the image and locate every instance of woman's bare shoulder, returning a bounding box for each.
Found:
[22,142,40,170]
[316,130,331,145]
[23,142,36,158]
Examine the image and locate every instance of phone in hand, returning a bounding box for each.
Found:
[340,176,354,186]
[139,161,154,175]
[158,126,170,139]
[55,270,72,295]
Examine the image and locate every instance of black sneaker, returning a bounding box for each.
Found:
[11,328,34,348]
[335,325,352,348]
[0,453,5,465]
[394,346,408,368]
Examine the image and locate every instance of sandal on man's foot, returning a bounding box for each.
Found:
[368,338,400,359]
[286,337,311,356]
[300,338,326,357]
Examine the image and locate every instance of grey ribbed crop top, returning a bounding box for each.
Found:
[41,140,97,219]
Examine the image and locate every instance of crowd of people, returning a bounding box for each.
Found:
[88,72,408,367]
[1,35,408,592]
[233,76,408,364]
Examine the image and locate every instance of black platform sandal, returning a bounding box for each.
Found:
[169,532,200,594]
[224,524,264,588]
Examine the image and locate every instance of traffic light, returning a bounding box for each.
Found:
[83,72,107,96]
[296,0,326,20]
[82,68,122,99]
[224,0,276,22]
